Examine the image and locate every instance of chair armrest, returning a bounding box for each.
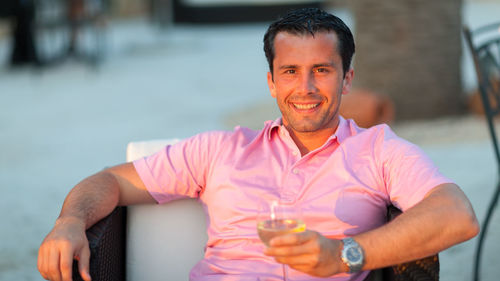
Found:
[72,207,127,281]
[370,205,439,281]
[387,255,439,281]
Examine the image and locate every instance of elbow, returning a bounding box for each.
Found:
[466,213,480,240]
[449,186,480,241]
[458,208,480,241]
[465,198,480,240]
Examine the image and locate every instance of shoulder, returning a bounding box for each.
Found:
[346,121,397,140]
[184,123,267,149]
[340,121,422,159]
[345,121,410,146]
[341,121,396,146]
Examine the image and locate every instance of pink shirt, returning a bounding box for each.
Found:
[133,117,453,281]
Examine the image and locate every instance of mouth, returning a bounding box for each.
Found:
[291,102,320,111]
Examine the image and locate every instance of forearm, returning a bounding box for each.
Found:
[39,163,152,280]
[58,170,121,229]
[355,183,479,270]
[264,184,479,277]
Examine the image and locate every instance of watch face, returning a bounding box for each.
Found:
[346,247,362,263]
[342,238,364,273]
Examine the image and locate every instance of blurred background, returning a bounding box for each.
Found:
[1,0,500,280]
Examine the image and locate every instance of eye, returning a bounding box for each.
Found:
[284,69,296,74]
[314,67,329,73]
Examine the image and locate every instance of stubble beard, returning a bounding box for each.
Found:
[280,103,341,134]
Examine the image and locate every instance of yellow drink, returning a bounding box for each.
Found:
[257,218,306,246]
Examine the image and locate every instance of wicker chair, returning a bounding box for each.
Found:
[72,140,439,281]
[463,22,500,281]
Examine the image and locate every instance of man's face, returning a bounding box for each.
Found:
[267,31,353,136]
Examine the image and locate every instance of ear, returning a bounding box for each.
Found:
[341,68,354,95]
[267,72,277,98]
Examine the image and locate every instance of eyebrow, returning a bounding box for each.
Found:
[278,64,298,70]
[312,63,335,68]
[277,63,336,70]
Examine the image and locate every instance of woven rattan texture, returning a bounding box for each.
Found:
[391,255,439,281]
[73,207,126,281]
[384,206,439,281]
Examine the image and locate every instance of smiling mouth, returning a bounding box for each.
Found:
[292,103,320,110]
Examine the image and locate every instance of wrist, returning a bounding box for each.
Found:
[332,239,350,273]
[55,215,86,229]
[339,252,350,273]
[340,237,365,273]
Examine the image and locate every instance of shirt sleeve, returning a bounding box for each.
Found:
[377,126,455,211]
[133,131,228,204]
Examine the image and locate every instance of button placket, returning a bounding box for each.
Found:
[278,126,306,202]
[281,162,305,202]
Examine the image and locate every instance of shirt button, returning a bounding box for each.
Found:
[292,151,298,156]
[292,168,300,174]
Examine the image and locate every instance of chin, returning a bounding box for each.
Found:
[290,124,322,133]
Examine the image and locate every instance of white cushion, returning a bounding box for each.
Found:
[126,139,208,281]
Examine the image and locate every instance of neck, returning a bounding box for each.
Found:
[287,124,339,156]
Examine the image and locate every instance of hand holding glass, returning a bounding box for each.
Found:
[257,201,305,280]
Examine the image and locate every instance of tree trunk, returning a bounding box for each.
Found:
[349,0,464,120]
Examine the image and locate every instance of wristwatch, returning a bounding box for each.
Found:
[341,237,365,273]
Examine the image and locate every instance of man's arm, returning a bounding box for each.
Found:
[37,162,155,281]
[264,183,479,277]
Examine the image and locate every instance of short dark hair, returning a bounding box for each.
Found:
[263,8,355,77]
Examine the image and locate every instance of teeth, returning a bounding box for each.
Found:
[293,103,319,110]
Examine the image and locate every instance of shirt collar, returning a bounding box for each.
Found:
[333,116,350,144]
[267,116,351,144]
[268,117,283,140]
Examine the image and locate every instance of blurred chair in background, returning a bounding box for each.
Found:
[463,21,500,281]
[34,0,108,66]
[1,0,107,67]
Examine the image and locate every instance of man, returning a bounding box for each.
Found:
[38,8,479,281]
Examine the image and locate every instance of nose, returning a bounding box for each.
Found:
[298,72,316,95]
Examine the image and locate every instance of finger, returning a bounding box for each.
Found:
[288,263,318,274]
[269,230,316,247]
[60,245,74,281]
[266,237,319,257]
[48,246,62,281]
[38,245,49,280]
[275,253,317,266]
[265,244,307,257]
[266,243,320,261]
[78,245,92,281]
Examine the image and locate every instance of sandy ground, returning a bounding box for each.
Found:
[1,3,500,281]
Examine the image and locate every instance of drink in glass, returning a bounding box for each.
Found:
[257,201,305,281]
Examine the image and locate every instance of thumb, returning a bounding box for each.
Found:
[77,245,92,281]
